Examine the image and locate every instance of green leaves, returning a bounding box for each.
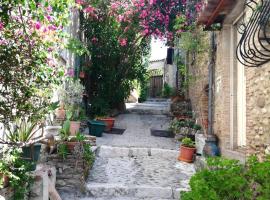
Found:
[182,156,270,200]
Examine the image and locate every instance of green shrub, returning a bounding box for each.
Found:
[181,156,270,200]
[162,83,173,98]
[181,137,195,148]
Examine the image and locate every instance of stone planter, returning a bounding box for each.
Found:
[45,125,62,137]
[70,121,81,135]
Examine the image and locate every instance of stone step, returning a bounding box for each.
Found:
[85,183,182,199]
[80,198,174,200]
[97,146,179,159]
[125,108,170,116]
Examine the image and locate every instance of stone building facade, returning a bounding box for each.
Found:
[187,0,270,161]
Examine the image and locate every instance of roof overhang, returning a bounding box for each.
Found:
[197,0,237,28]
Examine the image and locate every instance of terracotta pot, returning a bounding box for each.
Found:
[0,173,9,188]
[66,141,80,153]
[178,145,196,163]
[171,95,185,103]
[97,117,115,132]
[55,109,66,120]
[70,121,80,135]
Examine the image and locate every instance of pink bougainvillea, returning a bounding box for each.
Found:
[119,38,127,46]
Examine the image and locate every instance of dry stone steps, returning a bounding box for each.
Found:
[78,146,195,200]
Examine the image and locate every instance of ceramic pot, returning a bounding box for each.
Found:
[70,121,81,136]
[178,145,196,163]
[97,117,115,132]
[66,141,80,153]
[0,174,9,188]
[55,109,66,120]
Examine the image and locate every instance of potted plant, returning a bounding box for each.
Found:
[66,107,81,136]
[58,121,85,155]
[6,118,43,170]
[178,137,196,163]
[96,116,115,132]
[87,120,106,137]
[0,173,9,188]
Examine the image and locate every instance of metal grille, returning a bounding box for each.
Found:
[236,0,270,67]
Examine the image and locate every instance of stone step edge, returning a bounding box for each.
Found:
[85,184,187,199]
[96,146,179,158]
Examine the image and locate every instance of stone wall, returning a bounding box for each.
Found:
[45,154,90,193]
[245,64,270,160]
[187,33,210,134]
[42,136,96,193]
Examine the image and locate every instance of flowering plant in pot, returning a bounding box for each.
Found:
[178,137,196,163]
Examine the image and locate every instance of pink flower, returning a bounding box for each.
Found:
[119,38,127,46]
[84,6,95,13]
[35,21,41,30]
[65,68,75,77]
[91,37,98,44]
[48,25,57,31]
[76,0,85,4]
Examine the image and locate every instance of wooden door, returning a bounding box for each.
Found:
[149,76,163,97]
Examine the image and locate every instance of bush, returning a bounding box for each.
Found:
[181,156,270,200]
[162,83,173,98]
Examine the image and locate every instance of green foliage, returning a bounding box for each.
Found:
[82,0,150,116]
[178,29,208,53]
[82,143,95,166]
[59,120,70,141]
[181,156,270,200]
[162,83,174,98]
[66,38,90,56]
[75,132,86,142]
[169,119,201,133]
[6,118,40,143]
[0,146,33,199]
[0,0,74,124]
[90,97,110,117]
[181,137,195,148]
[57,143,68,159]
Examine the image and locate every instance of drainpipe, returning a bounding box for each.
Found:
[203,32,220,157]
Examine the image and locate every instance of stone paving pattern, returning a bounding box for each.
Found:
[97,113,179,150]
[61,101,195,200]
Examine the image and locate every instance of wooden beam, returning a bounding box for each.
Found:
[205,0,226,27]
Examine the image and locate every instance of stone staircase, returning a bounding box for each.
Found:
[125,100,171,115]
[75,146,195,200]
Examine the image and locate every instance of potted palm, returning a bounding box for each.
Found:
[6,118,43,170]
[178,137,196,163]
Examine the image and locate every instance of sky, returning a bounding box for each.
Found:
[150,38,167,61]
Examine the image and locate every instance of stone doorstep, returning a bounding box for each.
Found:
[86,183,183,199]
[97,146,179,158]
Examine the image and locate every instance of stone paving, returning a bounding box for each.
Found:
[96,113,179,150]
[61,101,195,200]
